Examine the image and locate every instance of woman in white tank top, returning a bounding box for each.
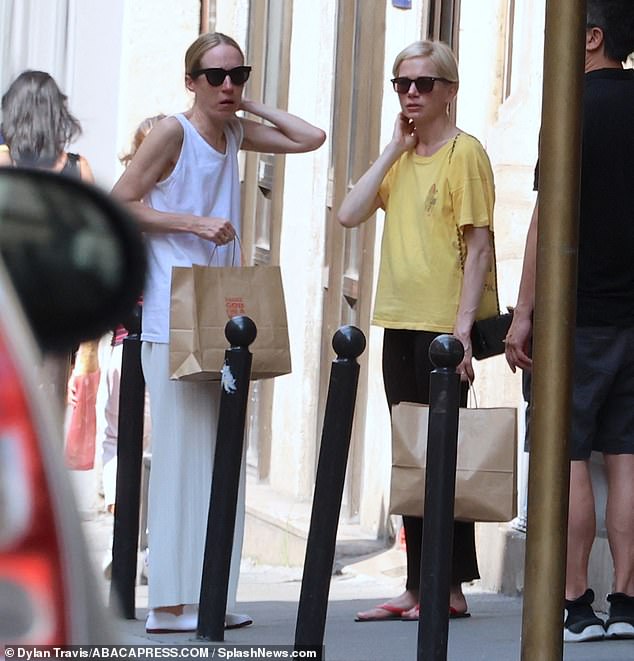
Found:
[112,32,325,633]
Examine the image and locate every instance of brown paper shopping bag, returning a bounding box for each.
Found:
[390,402,517,522]
[169,264,291,381]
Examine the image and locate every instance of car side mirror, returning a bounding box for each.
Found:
[0,168,146,352]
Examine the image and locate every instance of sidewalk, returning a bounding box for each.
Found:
[83,511,633,661]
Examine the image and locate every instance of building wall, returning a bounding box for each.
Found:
[113,1,200,183]
[269,0,337,500]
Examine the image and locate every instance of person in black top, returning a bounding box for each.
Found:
[1,71,96,415]
[505,0,634,643]
[1,70,92,178]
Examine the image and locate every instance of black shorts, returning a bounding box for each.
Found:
[569,326,634,460]
[525,326,634,459]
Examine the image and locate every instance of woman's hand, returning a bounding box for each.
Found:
[237,97,256,114]
[452,330,475,383]
[187,216,236,245]
[392,112,418,152]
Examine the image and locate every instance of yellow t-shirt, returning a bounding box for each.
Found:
[373,132,498,331]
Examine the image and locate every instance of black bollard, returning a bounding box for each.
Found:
[110,305,145,619]
[417,334,463,661]
[294,325,366,660]
[197,315,257,641]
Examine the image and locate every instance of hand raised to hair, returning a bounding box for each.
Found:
[237,97,253,113]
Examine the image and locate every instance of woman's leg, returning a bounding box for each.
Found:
[357,329,478,620]
[404,515,423,594]
[407,333,478,614]
[356,330,419,620]
[141,343,247,626]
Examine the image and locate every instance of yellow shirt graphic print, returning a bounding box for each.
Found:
[424,183,438,216]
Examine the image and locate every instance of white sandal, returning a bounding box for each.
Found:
[225,612,253,629]
[145,609,197,633]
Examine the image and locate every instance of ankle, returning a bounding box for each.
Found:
[565,586,589,602]
[449,584,467,610]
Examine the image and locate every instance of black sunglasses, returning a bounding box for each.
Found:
[391,76,450,94]
[190,66,252,87]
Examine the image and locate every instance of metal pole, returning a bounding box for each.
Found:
[417,334,463,661]
[521,1,586,660]
[110,305,145,619]
[197,316,256,641]
[294,325,366,660]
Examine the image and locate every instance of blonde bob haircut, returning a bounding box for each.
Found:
[392,40,459,83]
[185,32,245,75]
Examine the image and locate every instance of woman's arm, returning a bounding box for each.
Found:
[453,225,493,382]
[337,112,416,228]
[239,99,326,154]
[111,117,235,245]
[0,145,10,166]
[505,200,538,372]
[78,155,95,184]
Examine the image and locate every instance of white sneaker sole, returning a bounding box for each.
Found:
[564,624,605,642]
[606,621,634,639]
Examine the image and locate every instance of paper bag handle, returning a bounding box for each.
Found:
[208,234,246,267]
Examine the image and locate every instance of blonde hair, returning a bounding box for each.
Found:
[185,32,244,74]
[392,40,459,83]
[120,114,166,167]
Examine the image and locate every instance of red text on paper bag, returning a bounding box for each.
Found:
[225,297,246,318]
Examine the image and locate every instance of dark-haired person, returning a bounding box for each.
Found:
[1,71,96,413]
[112,32,325,633]
[1,70,92,178]
[338,39,498,623]
[505,0,634,642]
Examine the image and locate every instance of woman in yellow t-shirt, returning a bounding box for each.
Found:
[339,40,497,622]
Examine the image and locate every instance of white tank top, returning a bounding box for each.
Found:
[141,113,243,343]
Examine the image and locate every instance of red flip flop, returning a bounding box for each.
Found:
[401,605,471,620]
[449,606,471,619]
[355,603,408,622]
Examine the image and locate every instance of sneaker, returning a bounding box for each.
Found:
[605,592,634,639]
[563,589,605,642]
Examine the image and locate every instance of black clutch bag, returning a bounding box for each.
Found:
[470,310,513,360]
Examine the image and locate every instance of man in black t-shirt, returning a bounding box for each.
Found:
[505,0,634,644]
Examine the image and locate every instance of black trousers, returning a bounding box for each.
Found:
[383,329,480,589]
